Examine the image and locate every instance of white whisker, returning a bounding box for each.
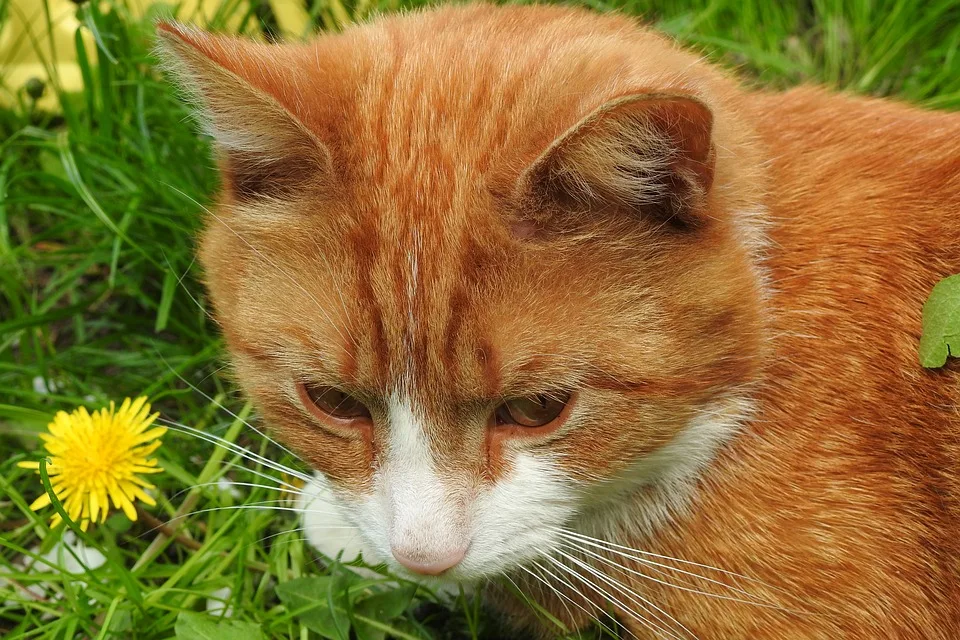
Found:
[160,251,217,324]
[560,528,786,596]
[156,503,343,527]
[158,418,313,485]
[499,569,544,624]
[524,555,621,639]
[165,480,311,502]
[156,354,307,465]
[518,563,580,634]
[555,544,697,640]
[162,183,358,353]
[558,530,784,609]
[546,550,689,640]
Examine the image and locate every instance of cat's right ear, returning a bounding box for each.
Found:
[155,23,331,201]
[517,92,715,231]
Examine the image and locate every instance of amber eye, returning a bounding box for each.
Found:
[495,393,570,428]
[298,383,371,420]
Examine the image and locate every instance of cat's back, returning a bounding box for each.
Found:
[668,88,960,637]
[745,88,960,405]
[751,89,960,509]
[748,87,960,258]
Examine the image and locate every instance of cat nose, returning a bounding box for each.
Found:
[391,545,466,576]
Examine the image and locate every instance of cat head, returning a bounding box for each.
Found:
[158,4,768,582]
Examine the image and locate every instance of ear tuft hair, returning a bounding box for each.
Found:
[155,22,331,201]
[521,93,715,230]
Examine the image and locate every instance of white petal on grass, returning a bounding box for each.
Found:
[30,532,107,574]
[206,586,234,617]
[217,477,243,498]
[31,376,62,395]
[2,533,107,612]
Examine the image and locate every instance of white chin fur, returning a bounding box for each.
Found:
[296,473,381,567]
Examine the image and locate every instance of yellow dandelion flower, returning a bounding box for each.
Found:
[18,397,166,531]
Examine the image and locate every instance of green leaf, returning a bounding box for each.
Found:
[276,575,352,640]
[919,274,960,368]
[353,585,417,640]
[174,612,264,640]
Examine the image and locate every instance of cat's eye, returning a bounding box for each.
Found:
[494,393,571,428]
[297,383,371,422]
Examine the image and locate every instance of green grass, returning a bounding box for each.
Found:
[1,0,958,638]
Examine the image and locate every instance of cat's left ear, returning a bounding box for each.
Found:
[518,92,715,229]
[155,23,331,201]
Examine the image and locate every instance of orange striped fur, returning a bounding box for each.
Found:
[158,4,960,637]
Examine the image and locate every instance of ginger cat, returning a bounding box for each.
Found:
[157,4,960,638]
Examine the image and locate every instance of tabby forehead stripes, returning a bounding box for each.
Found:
[343,206,504,401]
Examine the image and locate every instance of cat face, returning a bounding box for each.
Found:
[159,4,767,582]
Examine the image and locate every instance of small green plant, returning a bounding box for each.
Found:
[176,612,266,640]
[919,274,960,368]
[275,572,419,640]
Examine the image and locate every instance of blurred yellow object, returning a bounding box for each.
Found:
[0,0,311,111]
[1,0,91,110]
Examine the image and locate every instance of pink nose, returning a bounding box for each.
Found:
[391,546,466,576]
